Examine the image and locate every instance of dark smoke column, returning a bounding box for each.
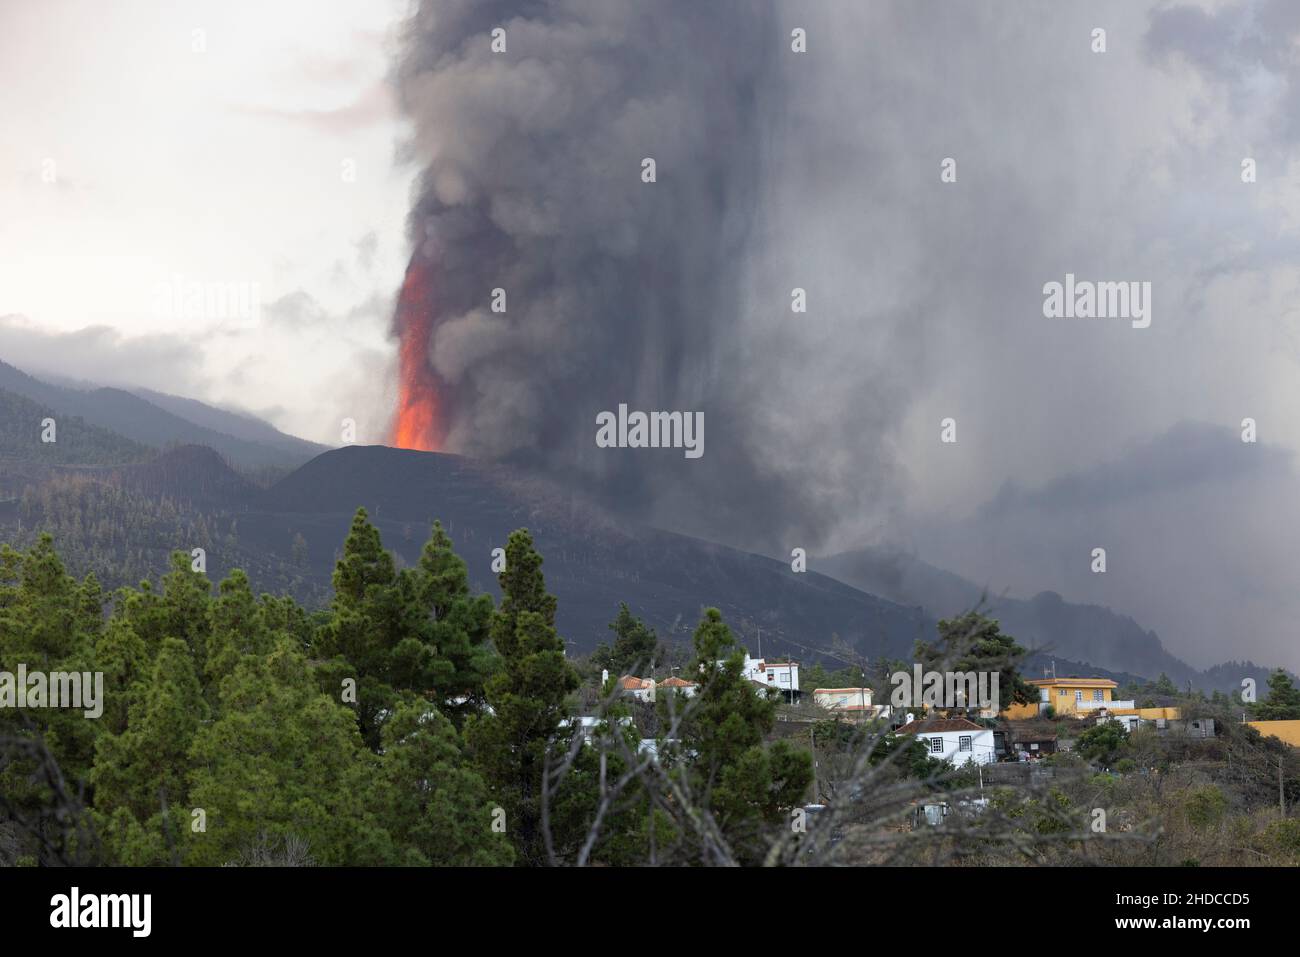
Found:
[392,0,799,547]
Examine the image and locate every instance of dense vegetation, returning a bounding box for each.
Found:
[7,474,321,606]
[0,511,811,866]
[3,497,1299,867]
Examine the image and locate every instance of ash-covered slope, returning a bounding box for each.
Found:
[253,445,933,659]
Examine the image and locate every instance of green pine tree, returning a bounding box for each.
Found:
[677,607,812,864]
[92,637,207,863]
[466,528,580,865]
[598,602,660,676]
[160,550,213,675]
[314,508,406,749]
[1255,669,1300,721]
[204,568,273,689]
[315,511,501,748]
[404,520,497,726]
[917,612,1038,710]
[372,694,514,866]
[0,535,101,842]
[187,638,389,866]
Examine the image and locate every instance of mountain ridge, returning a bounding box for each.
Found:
[0,368,1282,693]
[0,359,321,470]
[817,545,1284,695]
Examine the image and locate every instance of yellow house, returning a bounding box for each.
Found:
[1003,676,1183,725]
[1126,706,1181,721]
[1247,720,1300,747]
[1003,677,1122,719]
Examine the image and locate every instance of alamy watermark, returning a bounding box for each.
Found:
[890,665,1000,712]
[50,887,150,937]
[152,274,261,322]
[0,665,103,718]
[595,404,703,459]
[1043,273,1150,329]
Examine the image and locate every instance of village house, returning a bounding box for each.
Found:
[742,654,799,694]
[712,653,801,700]
[656,675,698,697]
[1086,704,1212,738]
[1003,676,1129,718]
[1247,720,1300,747]
[559,715,634,745]
[895,716,996,766]
[608,671,698,703]
[1004,676,1183,728]
[1010,730,1057,759]
[813,687,890,720]
[616,674,655,703]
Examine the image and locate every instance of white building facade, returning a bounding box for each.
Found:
[896,718,996,766]
[735,654,799,692]
[813,687,890,720]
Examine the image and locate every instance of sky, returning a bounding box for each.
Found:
[0,0,414,443]
[3,0,1300,671]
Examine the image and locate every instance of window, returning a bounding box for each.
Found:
[1075,691,1083,702]
[927,738,943,754]
[1040,689,1049,702]
[959,736,972,752]
[1093,690,1104,701]
[1059,689,1068,697]
[767,671,775,682]
[1030,743,1039,751]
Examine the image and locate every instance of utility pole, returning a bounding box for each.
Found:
[810,725,818,800]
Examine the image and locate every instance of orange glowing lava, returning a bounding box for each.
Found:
[389,253,445,451]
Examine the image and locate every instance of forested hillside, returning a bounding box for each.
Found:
[0,514,811,866]
[0,361,320,470]
[0,356,1286,694]
[8,472,319,604]
[6,513,1300,870]
[0,387,150,469]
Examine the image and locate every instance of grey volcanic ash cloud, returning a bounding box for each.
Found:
[389,0,903,551]
[390,0,1300,672]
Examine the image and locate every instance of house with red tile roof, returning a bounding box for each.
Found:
[616,674,655,703]
[656,675,698,697]
[895,716,995,766]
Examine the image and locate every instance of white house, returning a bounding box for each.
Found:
[713,653,800,691]
[814,686,872,709]
[813,687,889,720]
[895,717,996,766]
[1094,710,1145,732]
[751,656,799,692]
[616,674,655,703]
[559,715,634,745]
[656,676,698,697]
[609,672,698,702]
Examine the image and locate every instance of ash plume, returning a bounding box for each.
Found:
[390,0,894,553]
